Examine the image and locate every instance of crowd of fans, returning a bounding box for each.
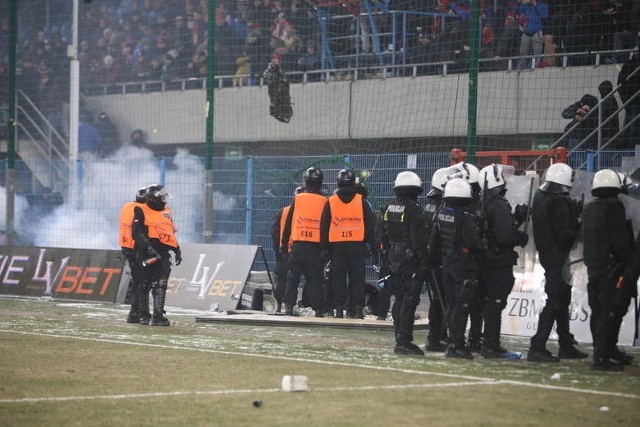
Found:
[0,0,638,141]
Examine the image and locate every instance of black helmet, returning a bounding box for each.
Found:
[135,186,147,203]
[304,167,323,189]
[145,184,171,211]
[336,169,356,188]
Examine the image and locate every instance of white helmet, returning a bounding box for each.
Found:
[592,169,621,190]
[618,172,639,194]
[446,162,479,184]
[427,168,448,197]
[394,171,422,190]
[443,177,472,199]
[478,164,506,191]
[541,163,574,193]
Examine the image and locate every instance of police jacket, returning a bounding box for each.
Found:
[582,196,630,268]
[434,201,486,263]
[320,186,378,256]
[424,195,444,267]
[377,195,429,271]
[483,194,529,266]
[531,190,579,254]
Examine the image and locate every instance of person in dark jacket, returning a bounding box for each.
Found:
[271,186,304,312]
[432,177,487,359]
[583,169,632,371]
[477,164,529,358]
[132,184,182,326]
[377,171,430,355]
[320,169,378,319]
[527,163,588,362]
[280,167,328,317]
[561,94,599,151]
[423,167,449,352]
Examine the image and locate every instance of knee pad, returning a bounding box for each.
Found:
[139,279,152,293]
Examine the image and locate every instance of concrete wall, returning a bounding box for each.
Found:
[85,65,623,146]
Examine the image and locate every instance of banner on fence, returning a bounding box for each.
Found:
[166,243,260,312]
[0,246,125,302]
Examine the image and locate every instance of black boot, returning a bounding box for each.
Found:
[394,341,424,356]
[527,342,559,363]
[283,304,294,316]
[445,343,473,359]
[481,341,507,359]
[151,286,170,326]
[558,344,588,359]
[334,306,343,318]
[138,289,150,325]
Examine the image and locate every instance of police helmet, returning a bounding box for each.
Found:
[135,186,148,203]
[591,169,621,198]
[145,184,172,210]
[427,168,448,198]
[445,162,479,184]
[393,171,423,194]
[336,169,356,188]
[618,172,639,195]
[478,164,506,198]
[443,177,472,199]
[304,167,323,189]
[540,163,574,193]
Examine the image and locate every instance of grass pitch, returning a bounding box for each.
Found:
[0,297,639,427]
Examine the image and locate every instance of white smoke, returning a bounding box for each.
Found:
[9,146,238,249]
[0,186,30,243]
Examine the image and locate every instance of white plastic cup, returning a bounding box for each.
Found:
[281,375,308,392]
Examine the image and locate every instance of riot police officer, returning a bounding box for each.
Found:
[423,168,449,351]
[432,178,487,359]
[378,171,429,355]
[583,170,632,371]
[477,164,529,358]
[320,169,378,319]
[280,167,328,317]
[527,163,588,362]
[132,184,182,326]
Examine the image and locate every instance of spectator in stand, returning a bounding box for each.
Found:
[606,1,640,64]
[597,80,620,147]
[234,53,251,86]
[298,42,322,79]
[491,1,522,70]
[104,54,125,85]
[561,93,598,151]
[408,31,437,76]
[617,50,640,150]
[79,118,103,155]
[514,0,549,69]
[170,16,193,76]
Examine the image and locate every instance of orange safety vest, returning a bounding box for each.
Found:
[118,201,143,249]
[290,193,327,243]
[140,205,179,249]
[279,205,292,252]
[328,193,365,242]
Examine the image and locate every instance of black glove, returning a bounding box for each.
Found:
[174,247,182,266]
[518,231,529,247]
[513,204,529,227]
[147,246,159,259]
[264,62,293,123]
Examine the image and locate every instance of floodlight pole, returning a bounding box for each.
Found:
[68,0,80,209]
[203,0,217,244]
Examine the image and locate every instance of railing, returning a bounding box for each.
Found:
[16,90,69,194]
[82,48,637,96]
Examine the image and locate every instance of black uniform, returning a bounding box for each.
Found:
[583,196,632,370]
[271,206,291,311]
[529,189,581,358]
[479,193,528,357]
[433,201,487,358]
[378,193,430,353]
[423,194,447,350]
[320,186,378,318]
